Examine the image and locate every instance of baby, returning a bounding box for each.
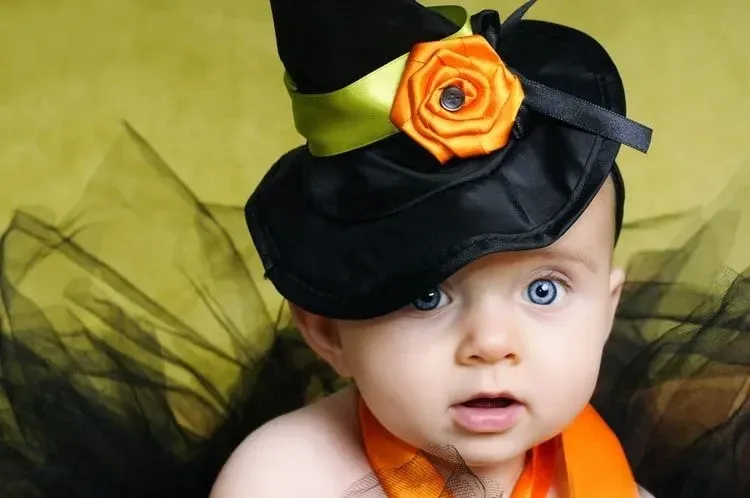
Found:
[214,177,658,497]
[212,0,656,495]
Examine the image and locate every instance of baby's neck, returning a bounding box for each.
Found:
[469,453,528,495]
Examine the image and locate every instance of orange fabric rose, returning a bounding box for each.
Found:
[390,34,525,164]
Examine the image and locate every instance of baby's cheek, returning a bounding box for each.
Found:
[351,342,422,384]
[377,352,448,402]
[534,344,601,404]
[385,351,439,387]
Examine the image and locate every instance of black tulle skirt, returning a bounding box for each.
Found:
[1,124,748,497]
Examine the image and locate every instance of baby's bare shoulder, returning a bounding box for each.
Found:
[210,388,369,498]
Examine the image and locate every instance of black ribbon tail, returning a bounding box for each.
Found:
[471,0,539,48]
[520,76,653,153]
[504,0,540,32]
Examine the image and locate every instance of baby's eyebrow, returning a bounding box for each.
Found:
[532,248,599,274]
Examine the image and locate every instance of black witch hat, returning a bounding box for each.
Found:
[245,0,653,319]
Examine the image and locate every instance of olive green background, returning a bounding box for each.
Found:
[2,0,749,313]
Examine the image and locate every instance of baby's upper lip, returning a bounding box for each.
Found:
[454,391,521,405]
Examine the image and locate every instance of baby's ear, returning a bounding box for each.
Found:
[609,267,626,315]
[289,303,351,377]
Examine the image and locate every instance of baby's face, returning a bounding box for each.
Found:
[330,179,624,469]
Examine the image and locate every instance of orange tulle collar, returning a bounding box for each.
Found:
[358,397,636,497]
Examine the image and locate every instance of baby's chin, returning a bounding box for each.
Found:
[423,431,535,470]
[458,442,529,467]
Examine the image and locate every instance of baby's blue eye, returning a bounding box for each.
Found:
[411,288,447,311]
[526,279,561,306]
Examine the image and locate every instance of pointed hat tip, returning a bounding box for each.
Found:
[268,0,459,93]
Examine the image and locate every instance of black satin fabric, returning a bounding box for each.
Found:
[246,17,629,319]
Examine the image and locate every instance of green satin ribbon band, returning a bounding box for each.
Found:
[283,5,473,157]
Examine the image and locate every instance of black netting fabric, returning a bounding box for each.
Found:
[593,167,750,497]
[342,444,503,497]
[1,125,748,497]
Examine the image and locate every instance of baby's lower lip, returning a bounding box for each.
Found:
[450,398,524,433]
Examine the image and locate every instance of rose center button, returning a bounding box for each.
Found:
[440,86,465,111]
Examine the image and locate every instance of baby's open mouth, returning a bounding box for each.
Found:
[452,393,524,433]
[459,395,518,409]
